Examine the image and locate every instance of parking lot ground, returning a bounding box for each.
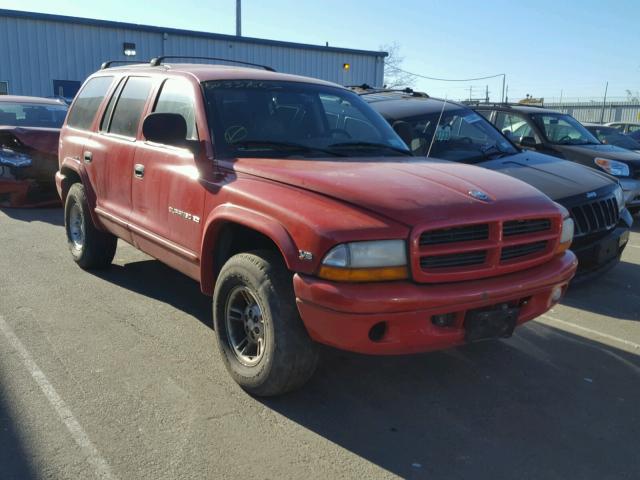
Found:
[0,207,639,480]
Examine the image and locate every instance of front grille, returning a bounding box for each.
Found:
[421,251,487,269]
[414,216,559,283]
[500,241,547,262]
[419,224,489,246]
[503,219,551,237]
[570,195,619,237]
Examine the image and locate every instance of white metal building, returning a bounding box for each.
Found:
[0,8,386,98]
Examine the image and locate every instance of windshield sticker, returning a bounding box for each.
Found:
[464,113,483,124]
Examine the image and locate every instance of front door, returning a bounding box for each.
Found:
[129,78,205,279]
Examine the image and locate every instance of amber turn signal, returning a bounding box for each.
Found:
[318,265,408,282]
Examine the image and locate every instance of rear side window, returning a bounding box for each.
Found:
[153,79,198,140]
[99,78,125,132]
[67,76,113,130]
[108,77,153,138]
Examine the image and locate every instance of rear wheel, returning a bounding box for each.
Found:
[213,250,318,396]
[64,183,117,269]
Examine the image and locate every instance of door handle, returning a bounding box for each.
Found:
[83,151,92,163]
[134,164,145,178]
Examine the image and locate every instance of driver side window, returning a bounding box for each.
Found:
[495,112,539,143]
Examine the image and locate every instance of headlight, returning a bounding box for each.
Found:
[319,240,408,282]
[556,216,574,254]
[0,149,32,168]
[594,158,630,177]
[613,185,625,211]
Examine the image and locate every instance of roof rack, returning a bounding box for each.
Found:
[149,56,276,72]
[100,60,147,70]
[348,84,429,98]
[465,101,545,108]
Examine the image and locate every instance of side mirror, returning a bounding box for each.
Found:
[142,112,187,147]
[392,120,413,148]
[519,136,538,149]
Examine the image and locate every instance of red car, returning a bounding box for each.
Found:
[56,59,577,395]
[0,96,68,207]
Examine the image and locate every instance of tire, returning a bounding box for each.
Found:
[213,250,319,396]
[64,183,117,269]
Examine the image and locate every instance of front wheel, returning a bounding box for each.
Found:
[64,183,117,269]
[213,250,318,396]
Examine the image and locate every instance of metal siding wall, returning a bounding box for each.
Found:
[543,102,640,124]
[0,14,382,96]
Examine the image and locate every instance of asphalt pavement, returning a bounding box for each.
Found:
[1,208,639,480]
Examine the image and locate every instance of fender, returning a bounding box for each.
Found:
[200,204,308,295]
[57,157,104,230]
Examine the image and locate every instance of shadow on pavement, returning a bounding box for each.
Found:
[90,259,213,329]
[81,255,640,478]
[0,207,63,226]
[562,260,640,321]
[0,389,37,480]
[262,323,640,479]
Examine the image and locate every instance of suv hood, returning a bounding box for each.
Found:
[480,151,616,201]
[555,143,640,165]
[227,157,561,227]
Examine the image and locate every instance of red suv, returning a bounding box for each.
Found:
[56,58,577,395]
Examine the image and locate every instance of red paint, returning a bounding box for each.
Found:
[0,126,60,208]
[58,65,578,355]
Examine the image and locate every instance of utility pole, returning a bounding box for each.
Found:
[501,74,506,103]
[505,85,509,103]
[469,85,472,101]
[485,85,489,103]
[559,89,563,106]
[600,81,609,123]
[236,0,242,36]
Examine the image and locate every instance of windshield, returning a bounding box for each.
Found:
[0,101,68,128]
[394,108,518,163]
[202,80,410,159]
[531,113,600,145]
[587,126,640,149]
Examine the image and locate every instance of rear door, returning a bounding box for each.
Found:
[60,75,114,180]
[129,77,205,278]
[86,76,156,241]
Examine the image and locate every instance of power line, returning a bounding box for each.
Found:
[385,65,505,82]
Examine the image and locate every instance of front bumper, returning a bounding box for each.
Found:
[620,177,640,210]
[571,218,631,280]
[294,251,577,355]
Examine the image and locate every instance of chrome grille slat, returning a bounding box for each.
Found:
[569,194,619,238]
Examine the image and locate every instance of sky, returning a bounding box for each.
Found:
[2,0,639,102]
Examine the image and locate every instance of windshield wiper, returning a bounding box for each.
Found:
[232,140,346,157]
[328,141,412,156]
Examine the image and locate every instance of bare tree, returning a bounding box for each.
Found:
[380,42,416,88]
[626,89,640,102]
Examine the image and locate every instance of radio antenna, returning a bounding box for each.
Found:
[427,96,448,158]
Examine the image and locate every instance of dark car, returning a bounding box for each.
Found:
[583,123,640,153]
[473,104,640,215]
[607,121,640,140]
[358,88,632,279]
[0,95,68,207]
